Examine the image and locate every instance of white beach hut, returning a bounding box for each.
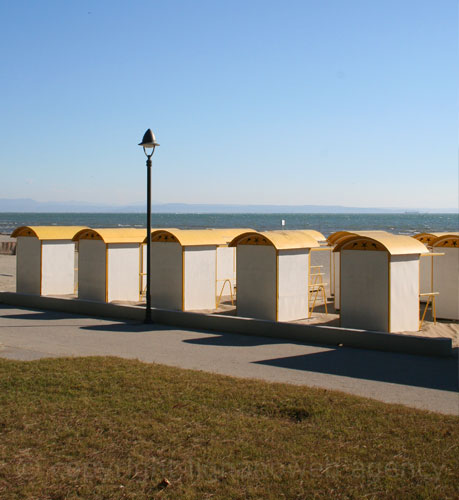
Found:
[229,231,320,322]
[261,229,330,311]
[327,230,392,310]
[334,234,429,332]
[73,228,147,303]
[149,229,240,311]
[12,225,86,296]
[431,234,459,320]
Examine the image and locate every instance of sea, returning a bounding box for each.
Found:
[0,212,457,237]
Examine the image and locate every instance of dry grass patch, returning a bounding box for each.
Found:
[0,357,457,499]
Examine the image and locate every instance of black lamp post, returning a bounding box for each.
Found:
[139,129,159,323]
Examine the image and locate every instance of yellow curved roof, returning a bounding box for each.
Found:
[327,231,351,245]
[412,232,450,246]
[229,230,320,250]
[431,233,459,248]
[208,228,255,244]
[334,233,429,255]
[413,232,448,239]
[327,230,391,245]
[12,226,87,240]
[290,229,326,242]
[149,229,239,246]
[73,228,148,244]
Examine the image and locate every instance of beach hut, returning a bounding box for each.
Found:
[229,231,320,321]
[431,234,459,320]
[73,228,147,302]
[327,230,392,310]
[148,229,243,311]
[412,233,448,300]
[11,225,86,295]
[262,229,331,309]
[334,234,429,332]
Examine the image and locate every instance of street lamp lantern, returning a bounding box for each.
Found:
[139,129,160,153]
[139,128,159,323]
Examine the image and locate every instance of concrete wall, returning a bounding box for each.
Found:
[340,250,389,332]
[107,244,141,302]
[310,247,332,297]
[237,245,276,321]
[433,248,459,320]
[184,246,216,310]
[16,237,41,294]
[150,242,183,310]
[390,255,420,332]
[277,249,309,322]
[41,241,75,296]
[78,239,106,302]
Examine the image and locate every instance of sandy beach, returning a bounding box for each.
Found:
[1,249,456,347]
[0,234,15,243]
[0,234,15,241]
[0,254,15,292]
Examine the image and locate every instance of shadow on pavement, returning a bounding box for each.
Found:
[1,310,83,321]
[0,306,163,332]
[183,333,283,348]
[254,349,459,392]
[79,322,171,333]
[0,304,161,332]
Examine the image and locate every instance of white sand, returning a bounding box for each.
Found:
[1,253,457,347]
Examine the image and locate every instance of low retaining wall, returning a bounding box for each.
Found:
[0,292,453,357]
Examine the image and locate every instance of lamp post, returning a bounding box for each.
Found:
[139,129,159,323]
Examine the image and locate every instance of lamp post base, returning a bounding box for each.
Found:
[144,309,153,324]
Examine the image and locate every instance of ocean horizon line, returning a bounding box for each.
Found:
[1,212,457,237]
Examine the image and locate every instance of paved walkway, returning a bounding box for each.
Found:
[0,304,458,415]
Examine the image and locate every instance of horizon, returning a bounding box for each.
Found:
[2,211,458,238]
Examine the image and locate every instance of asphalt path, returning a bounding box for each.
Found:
[0,304,457,415]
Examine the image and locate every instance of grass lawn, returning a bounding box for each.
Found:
[0,357,457,499]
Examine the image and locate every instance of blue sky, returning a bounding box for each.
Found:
[0,0,457,209]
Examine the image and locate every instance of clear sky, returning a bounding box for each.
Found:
[0,0,457,209]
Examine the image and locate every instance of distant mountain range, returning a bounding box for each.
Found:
[0,198,455,214]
